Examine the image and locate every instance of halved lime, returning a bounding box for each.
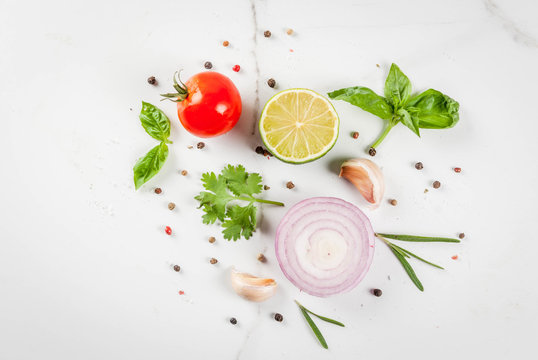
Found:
[259,89,339,164]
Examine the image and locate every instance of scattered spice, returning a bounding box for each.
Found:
[165,226,172,235]
[187,145,193,149]
[230,317,237,325]
[286,28,294,35]
[222,40,229,47]
[264,30,271,38]
[178,290,185,295]
[257,253,267,263]
[424,189,429,193]
[433,181,441,189]
[204,61,213,69]
[289,49,294,53]
[197,142,205,149]
[376,64,380,68]
[181,170,188,176]
[415,162,423,170]
[372,288,383,297]
[147,76,157,85]
[451,255,458,260]
[267,78,276,88]
[208,236,216,243]
[264,185,270,190]
[255,146,264,154]
[454,167,462,173]
[369,147,376,156]
[263,149,272,157]
[459,233,465,239]
[210,257,218,264]
[390,199,398,206]
[286,181,295,189]
[232,65,240,72]
[154,187,162,194]
[168,202,176,210]
[274,313,283,322]
[173,265,180,272]
[352,131,359,139]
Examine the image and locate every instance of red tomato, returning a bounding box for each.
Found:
[162,71,242,137]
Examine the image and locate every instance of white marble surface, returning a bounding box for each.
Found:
[1,0,537,359]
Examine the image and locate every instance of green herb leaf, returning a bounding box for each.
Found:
[390,246,424,291]
[139,101,172,142]
[295,300,344,349]
[397,108,420,137]
[376,233,460,243]
[390,243,444,269]
[384,63,412,108]
[133,142,168,190]
[195,165,284,241]
[299,306,328,349]
[406,89,459,129]
[327,86,393,120]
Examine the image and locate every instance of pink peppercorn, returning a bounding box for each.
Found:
[165,226,172,235]
[232,65,240,72]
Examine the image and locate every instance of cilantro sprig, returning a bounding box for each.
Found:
[195,165,284,241]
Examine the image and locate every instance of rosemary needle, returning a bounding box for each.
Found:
[295,300,344,349]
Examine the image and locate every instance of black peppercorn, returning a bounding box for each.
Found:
[433,181,441,189]
[197,142,205,149]
[173,265,180,272]
[369,148,376,156]
[274,313,283,322]
[267,78,276,88]
[147,76,157,85]
[372,288,382,297]
[459,233,465,239]
[255,146,264,154]
[230,317,237,325]
[415,162,423,170]
[204,61,213,69]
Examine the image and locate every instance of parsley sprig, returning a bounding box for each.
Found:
[195,165,284,241]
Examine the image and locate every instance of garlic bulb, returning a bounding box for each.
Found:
[339,158,385,208]
[230,268,277,302]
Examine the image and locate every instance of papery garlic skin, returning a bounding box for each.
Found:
[339,159,385,208]
[230,268,277,302]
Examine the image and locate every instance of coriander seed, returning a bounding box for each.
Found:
[197,142,205,149]
[459,233,465,239]
[210,257,218,264]
[286,28,294,35]
[168,202,176,210]
[267,78,276,88]
[286,181,295,189]
[390,199,397,206]
[433,181,441,189]
[264,30,271,37]
[208,236,216,243]
[181,170,188,176]
[257,253,266,263]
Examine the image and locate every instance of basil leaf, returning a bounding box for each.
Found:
[139,101,171,142]
[328,86,393,120]
[384,63,411,108]
[133,142,169,190]
[406,89,459,129]
[397,108,420,137]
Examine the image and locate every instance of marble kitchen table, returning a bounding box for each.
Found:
[1,0,537,359]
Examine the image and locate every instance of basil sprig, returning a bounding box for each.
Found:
[328,63,459,152]
[133,102,172,190]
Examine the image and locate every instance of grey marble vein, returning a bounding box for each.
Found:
[484,0,538,48]
[235,305,262,360]
[249,0,261,135]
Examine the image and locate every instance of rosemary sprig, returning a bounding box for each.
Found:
[295,300,344,349]
[376,233,460,291]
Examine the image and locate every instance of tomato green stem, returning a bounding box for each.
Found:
[160,70,189,102]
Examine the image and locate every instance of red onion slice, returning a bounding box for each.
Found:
[275,197,375,297]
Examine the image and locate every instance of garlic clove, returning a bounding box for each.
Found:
[339,158,385,208]
[230,268,277,302]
